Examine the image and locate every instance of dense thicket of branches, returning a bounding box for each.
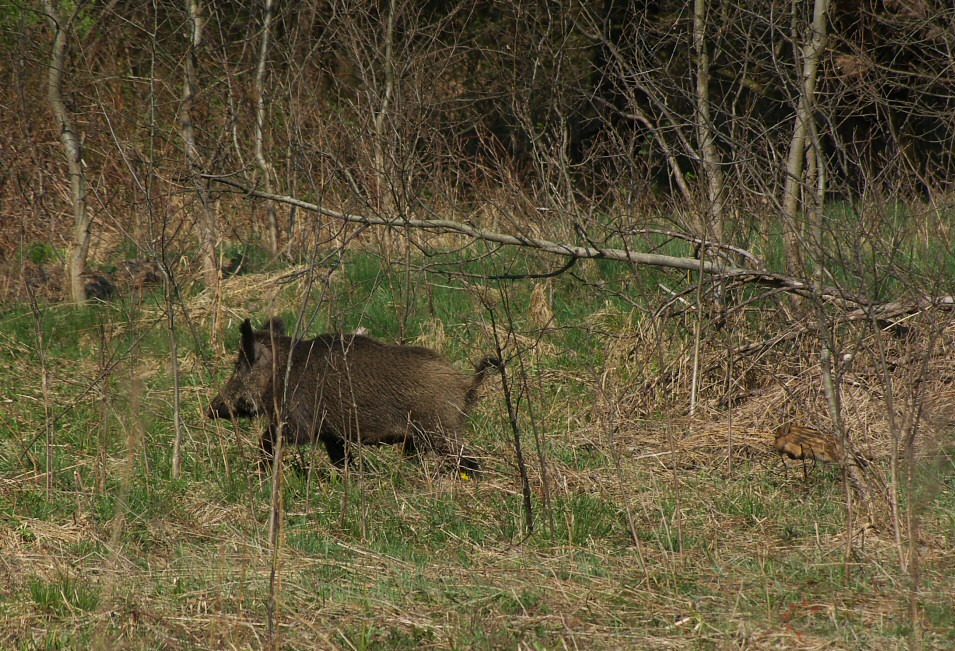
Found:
[1,0,953,278]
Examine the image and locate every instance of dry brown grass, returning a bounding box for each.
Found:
[598,302,955,467]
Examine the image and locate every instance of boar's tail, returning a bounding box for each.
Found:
[475,355,502,378]
[465,356,502,410]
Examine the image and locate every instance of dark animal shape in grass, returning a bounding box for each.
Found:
[208,318,499,473]
[81,271,116,301]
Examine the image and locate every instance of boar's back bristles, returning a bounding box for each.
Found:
[208,317,500,473]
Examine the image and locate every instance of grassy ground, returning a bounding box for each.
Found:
[1,247,953,649]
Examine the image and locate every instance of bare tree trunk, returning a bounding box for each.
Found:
[255,0,279,255]
[42,0,89,303]
[781,0,830,275]
[181,0,218,288]
[372,0,397,261]
[692,0,725,241]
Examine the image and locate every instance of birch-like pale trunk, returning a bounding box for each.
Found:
[255,0,279,254]
[781,0,830,275]
[372,0,397,261]
[42,0,89,303]
[172,0,217,473]
[692,0,725,241]
[181,0,218,288]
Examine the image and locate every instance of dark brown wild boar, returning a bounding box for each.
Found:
[208,318,499,472]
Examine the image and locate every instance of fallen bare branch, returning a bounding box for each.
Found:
[203,175,955,318]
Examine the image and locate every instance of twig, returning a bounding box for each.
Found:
[487,307,533,536]
[26,283,53,498]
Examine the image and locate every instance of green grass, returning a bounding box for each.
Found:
[29,573,99,616]
[1,246,953,649]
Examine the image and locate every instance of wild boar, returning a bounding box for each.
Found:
[208,318,499,472]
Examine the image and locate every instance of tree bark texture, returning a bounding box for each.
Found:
[781,0,830,275]
[181,0,218,288]
[693,0,725,241]
[43,0,90,303]
[255,0,278,255]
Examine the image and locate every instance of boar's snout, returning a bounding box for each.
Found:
[207,397,231,419]
[208,393,257,419]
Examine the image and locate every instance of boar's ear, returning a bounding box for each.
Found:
[263,317,286,336]
[240,319,256,365]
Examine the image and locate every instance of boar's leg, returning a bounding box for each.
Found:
[258,424,277,472]
[431,434,480,474]
[258,422,304,471]
[321,435,348,467]
[401,435,420,459]
[445,447,480,474]
[457,450,480,473]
